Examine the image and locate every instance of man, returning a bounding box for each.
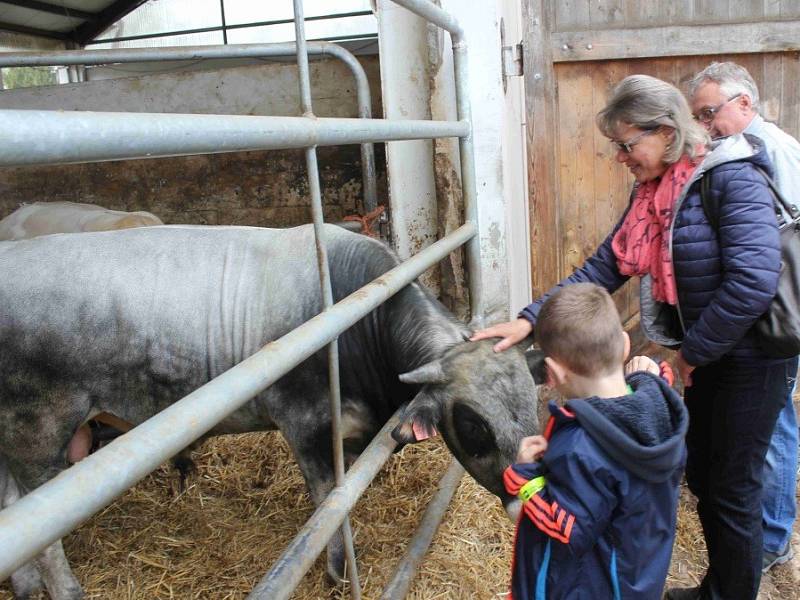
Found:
[688,61,800,575]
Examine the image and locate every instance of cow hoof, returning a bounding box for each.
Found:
[325,534,347,585]
[171,454,196,493]
[10,562,44,599]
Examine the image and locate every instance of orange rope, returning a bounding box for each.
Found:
[343,204,386,238]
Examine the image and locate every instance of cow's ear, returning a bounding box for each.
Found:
[391,392,442,444]
[525,348,548,384]
[398,360,446,384]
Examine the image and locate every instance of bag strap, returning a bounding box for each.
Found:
[700,165,800,230]
[700,170,718,230]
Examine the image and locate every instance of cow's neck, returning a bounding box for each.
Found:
[383,282,467,374]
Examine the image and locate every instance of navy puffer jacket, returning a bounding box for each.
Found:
[521,134,781,366]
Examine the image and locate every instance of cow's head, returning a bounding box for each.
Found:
[392,339,545,509]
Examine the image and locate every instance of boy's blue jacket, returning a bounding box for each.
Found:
[504,372,688,599]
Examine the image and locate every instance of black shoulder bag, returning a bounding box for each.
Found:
[700,167,800,358]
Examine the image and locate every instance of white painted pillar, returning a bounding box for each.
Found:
[376,0,438,271]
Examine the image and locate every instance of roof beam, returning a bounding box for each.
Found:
[71,0,148,45]
[0,0,97,21]
[0,20,68,40]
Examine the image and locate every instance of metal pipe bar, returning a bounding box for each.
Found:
[84,11,374,45]
[452,41,482,321]
[390,0,483,320]
[0,222,476,581]
[0,110,467,166]
[292,0,361,595]
[0,41,361,67]
[219,0,228,45]
[389,0,462,37]
[0,42,378,214]
[379,460,465,600]
[248,409,403,600]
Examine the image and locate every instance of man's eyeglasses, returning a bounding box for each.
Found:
[693,93,742,124]
[613,129,655,154]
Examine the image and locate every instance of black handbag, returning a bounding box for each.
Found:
[700,166,800,358]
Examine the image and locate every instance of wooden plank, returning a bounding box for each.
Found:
[780,52,800,139]
[778,0,800,18]
[523,0,561,296]
[657,0,695,24]
[554,0,592,31]
[729,0,765,20]
[554,64,595,279]
[552,20,800,61]
[624,0,661,25]
[764,0,782,18]
[693,0,730,21]
[760,53,784,122]
[589,0,625,28]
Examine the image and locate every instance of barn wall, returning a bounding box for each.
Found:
[0,57,385,228]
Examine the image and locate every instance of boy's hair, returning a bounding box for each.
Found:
[535,283,624,377]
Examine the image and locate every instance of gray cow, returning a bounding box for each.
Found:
[0,224,540,599]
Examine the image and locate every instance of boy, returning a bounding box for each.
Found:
[503,283,687,599]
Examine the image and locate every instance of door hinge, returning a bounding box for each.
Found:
[502,43,523,78]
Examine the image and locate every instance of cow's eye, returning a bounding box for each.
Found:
[453,403,496,458]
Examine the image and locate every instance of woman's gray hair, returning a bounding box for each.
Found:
[597,74,709,164]
[687,61,760,110]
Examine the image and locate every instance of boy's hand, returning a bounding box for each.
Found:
[624,355,660,376]
[470,318,533,353]
[516,435,548,463]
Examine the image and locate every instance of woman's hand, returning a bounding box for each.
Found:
[470,318,533,352]
[516,435,548,463]
[676,350,696,387]
[624,355,660,376]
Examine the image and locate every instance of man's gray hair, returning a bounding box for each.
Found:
[687,61,760,109]
[597,74,709,164]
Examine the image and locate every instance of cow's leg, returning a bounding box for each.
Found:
[3,455,85,600]
[275,412,348,583]
[0,387,89,600]
[274,398,377,585]
[1,458,46,599]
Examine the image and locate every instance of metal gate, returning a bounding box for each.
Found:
[0,1,482,597]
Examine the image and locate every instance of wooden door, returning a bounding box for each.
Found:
[522,0,800,329]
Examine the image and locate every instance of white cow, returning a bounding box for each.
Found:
[0,201,163,241]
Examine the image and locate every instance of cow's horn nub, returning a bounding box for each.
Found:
[398,360,446,384]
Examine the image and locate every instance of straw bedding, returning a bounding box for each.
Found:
[1,404,798,599]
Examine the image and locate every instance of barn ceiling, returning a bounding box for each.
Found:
[0,0,148,45]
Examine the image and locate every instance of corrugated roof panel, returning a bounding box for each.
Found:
[94,0,221,39]
[0,4,85,33]
[223,0,373,25]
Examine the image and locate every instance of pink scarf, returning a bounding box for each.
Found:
[611,155,699,305]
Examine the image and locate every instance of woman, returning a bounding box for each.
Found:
[474,75,796,600]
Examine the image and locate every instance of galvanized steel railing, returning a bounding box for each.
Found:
[0,41,378,212]
[0,1,480,597]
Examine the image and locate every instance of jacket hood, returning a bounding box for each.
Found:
[561,372,688,482]
[693,132,774,182]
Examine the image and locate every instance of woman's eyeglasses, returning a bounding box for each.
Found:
[693,93,742,124]
[613,129,655,154]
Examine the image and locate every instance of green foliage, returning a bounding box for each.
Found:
[1,66,58,90]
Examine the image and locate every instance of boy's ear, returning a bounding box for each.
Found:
[622,331,631,363]
[525,348,547,384]
[544,357,567,389]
